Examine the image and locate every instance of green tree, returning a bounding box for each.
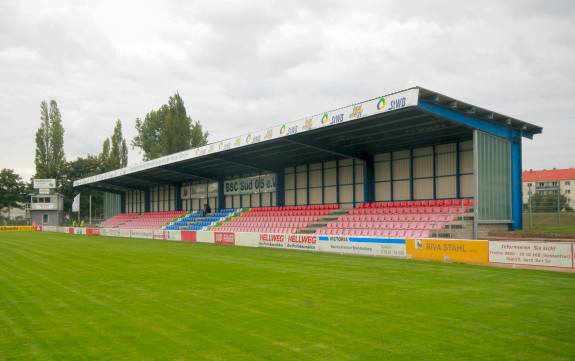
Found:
[132,93,208,160]
[34,101,50,178]
[0,169,27,221]
[34,100,66,179]
[100,120,128,171]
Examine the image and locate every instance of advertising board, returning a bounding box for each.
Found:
[0,226,35,232]
[197,231,215,243]
[406,239,489,264]
[214,232,235,245]
[318,236,406,257]
[33,178,56,189]
[166,230,182,241]
[489,241,573,269]
[131,229,153,239]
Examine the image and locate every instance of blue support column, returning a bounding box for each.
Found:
[363,156,375,204]
[218,178,225,210]
[276,171,285,206]
[510,133,523,230]
[120,192,126,213]
[144,189,151,213]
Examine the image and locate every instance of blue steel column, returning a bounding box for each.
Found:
[144,189,151,213]
[276,171,285,206]
[218,178,225,210]
[363,156,375,204]
[175,185,182,211]
[510,132,523,230]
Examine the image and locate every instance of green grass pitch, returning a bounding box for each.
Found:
[0,232,574,360]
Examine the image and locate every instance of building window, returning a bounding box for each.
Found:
[527,183,532,187]
[42,214,49,224]
[566,181,571,186]
[552,181,558,186]
[538,182,544,187]
[566,190,571,194]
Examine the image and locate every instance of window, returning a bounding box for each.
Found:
[566,181,571,186]
[42,214,49,224]
[528,191,532,195]
[527,183,532,187]
[552,181,559,186]
[538,182,544,187]
[566,190,571,194]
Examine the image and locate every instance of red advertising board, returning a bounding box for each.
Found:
[86,228,100,236]
[214,232,235,245]
[181,230,197,242]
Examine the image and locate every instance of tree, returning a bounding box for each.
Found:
[34,100,66,179]
[132,93,209,160]
[0,169,27,221]
[100,120,128,171]
[34,101,50,178]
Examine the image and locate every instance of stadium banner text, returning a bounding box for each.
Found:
[75,88,419,187]
[489,241,573,269]
[406,239,489,264]
[223,174,276,195]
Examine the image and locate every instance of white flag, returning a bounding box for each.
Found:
[72,194,80,212]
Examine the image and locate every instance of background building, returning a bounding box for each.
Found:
[523,168,575,209]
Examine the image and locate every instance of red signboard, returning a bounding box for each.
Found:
[181,230,197,242]
[215,232,235,245]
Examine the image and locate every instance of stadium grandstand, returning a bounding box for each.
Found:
[74,87,542,239]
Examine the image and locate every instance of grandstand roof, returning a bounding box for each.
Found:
[75,86,543,193]
[523,168,575,182]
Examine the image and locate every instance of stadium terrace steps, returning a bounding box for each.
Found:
[117,211,187,229]
[315,199,475,238]
[99,199,474,237]
[163,209,237,231]
[213,204,340,234]
[100,213,139,228]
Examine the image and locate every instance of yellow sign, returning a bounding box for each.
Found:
[0,226,35,232]
[406,239,489,264]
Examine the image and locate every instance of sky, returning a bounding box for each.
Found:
[1,0,574,181]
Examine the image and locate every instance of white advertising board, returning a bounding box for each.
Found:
[166,230,182,241]
[258,233,286,249]
[489,241,573,269]
[131,229,154,239]
[153,230,166,240]
[197,231,215,243]
[31,203,56,210]
[318,236,406,258]
[33,179,56,189]
[285,234,319,251]
[234,232,260,247]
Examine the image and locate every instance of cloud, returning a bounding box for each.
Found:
[0,0,574,181]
